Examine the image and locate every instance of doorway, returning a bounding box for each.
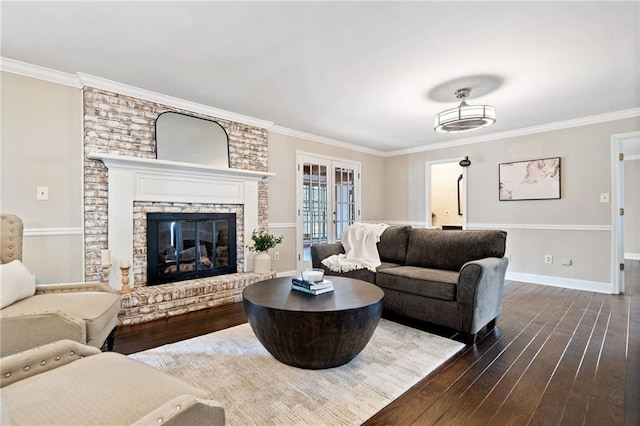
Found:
[425,158,468,229]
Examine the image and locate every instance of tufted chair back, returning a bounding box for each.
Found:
[0,214,23,264]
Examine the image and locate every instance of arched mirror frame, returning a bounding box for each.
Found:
[155,111,230,168]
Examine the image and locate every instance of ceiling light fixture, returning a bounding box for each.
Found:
[433,88,496,133]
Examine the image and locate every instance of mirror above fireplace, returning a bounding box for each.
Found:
[156,112,229,168]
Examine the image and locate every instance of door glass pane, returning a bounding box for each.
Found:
[302,163,328,261]
[334,166,356,241]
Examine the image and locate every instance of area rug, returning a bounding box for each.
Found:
[129,319,464,425]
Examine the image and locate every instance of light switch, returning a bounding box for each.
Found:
[36,186,49,200]
[600,193,609,203]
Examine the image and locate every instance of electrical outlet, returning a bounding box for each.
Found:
[274,252,280,261]
[36,186,49,200]
[544,254,553,264]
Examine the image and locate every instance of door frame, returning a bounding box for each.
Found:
[611,130,640,294]
[425,157,468,229]
[296,151,361,272]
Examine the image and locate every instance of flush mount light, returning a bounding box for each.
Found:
[434,88,496,133]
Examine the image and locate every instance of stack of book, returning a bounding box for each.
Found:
[291,277,334,295]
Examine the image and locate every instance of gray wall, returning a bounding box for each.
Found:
[1,71,84,283]
[384,118,640,287]
[268,131,387,274]
[3,70,638,290]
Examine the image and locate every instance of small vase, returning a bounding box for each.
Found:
[253,251,271,274]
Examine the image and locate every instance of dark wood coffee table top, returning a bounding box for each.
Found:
[243,276,384,369]
[242,276,384,312]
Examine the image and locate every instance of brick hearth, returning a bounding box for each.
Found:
[118,271,275,326]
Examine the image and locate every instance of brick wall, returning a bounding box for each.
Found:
[83,87,269,283]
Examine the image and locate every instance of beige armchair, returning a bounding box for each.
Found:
[0,214,121,357]
[0,340,225,425]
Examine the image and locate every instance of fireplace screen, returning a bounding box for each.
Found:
[147,213,237,285]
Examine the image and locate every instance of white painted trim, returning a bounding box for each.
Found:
[87,153,274,180]
[385,108,640,157]
[23,228,83,237]
[77,73,274,130]
[506,272,612,294]
[272,125,385,156]
[92,153,271,288]
[0,57,82,87]
[382,220,429,228]
[466,223,612,231]
[269,223,296,229]
[624,253,640,260]
[625,154,640,161]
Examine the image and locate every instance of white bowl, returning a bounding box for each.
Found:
[301,268,325,283]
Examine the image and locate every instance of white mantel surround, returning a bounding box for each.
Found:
[87,152,274,289]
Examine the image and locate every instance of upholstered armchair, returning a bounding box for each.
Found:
[0,214,121,357]
[0,340,225,425]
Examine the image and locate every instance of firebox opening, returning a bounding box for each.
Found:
[146,213,237,285]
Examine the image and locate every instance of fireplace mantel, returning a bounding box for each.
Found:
[87,152,274,289]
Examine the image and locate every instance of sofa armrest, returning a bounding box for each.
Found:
[0,312,87,357]
[457,257,509,334]
[310,243,344,268]
[1,339,101,387]
[36,281,119,295]
[131,394,225,426]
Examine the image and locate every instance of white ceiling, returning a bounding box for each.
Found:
[2,1,639,153]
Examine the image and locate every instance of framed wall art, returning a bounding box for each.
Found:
[499,157,561,201]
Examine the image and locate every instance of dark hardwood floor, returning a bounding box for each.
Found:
[114,260,639,425]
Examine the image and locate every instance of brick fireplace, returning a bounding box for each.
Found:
[82,87,275,325]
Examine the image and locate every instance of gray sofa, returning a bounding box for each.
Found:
[311,226,508,343]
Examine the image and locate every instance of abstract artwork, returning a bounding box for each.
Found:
[499,157,561,201]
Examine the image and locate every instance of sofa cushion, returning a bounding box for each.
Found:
[377,225,412,264]
[405,229,507,272]
[323,261,399,284]
[377,266,458,301]
[1,292,121,344]
[0,260,36,309]
[1,351,223,425]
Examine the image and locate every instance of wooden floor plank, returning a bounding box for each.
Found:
[559,294,612,424]
[467,289,583,424]
[112,260,640,426]
[527,291,602,425]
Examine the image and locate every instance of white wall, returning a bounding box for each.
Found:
[1,71,84,283]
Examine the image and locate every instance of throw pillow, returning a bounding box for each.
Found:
[0,260,36,309]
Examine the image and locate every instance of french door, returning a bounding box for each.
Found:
[296,154,361,271]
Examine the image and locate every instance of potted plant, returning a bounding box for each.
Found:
[248,229,283,273]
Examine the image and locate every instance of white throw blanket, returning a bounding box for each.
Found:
[322,223,389,273]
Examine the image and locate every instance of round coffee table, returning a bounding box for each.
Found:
[242,276,384,369]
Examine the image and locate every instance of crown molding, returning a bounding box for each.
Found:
[76,73,274,130]
[3,56,637,155]
[0,57,82,87]
[270,125,386,157]
[0,56,273,130]
[385,108,640,157]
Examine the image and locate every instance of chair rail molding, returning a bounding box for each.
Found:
[23,227,83,237]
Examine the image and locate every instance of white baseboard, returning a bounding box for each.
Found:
[624,253,640,260]
[506,271,612,294]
